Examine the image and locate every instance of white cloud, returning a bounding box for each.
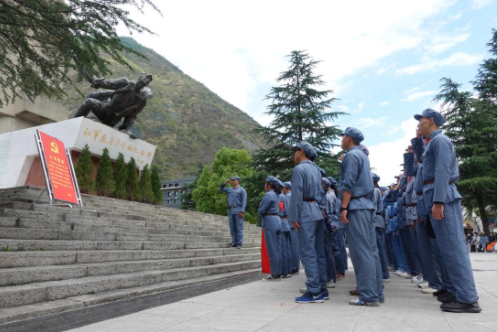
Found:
[380,101,389,106]
[396,52,484,75]
[403,90,437,102]
[116,0,457,118]
[427,33,470,55]
[357,117,389,128]
[368,118,419,186]
[472,0,492,9]
[351,102,365,114]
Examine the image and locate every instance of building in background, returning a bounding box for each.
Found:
[161,177,195,209]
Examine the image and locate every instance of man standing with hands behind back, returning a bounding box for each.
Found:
[220,176,247,249]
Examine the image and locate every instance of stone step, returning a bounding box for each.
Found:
[0,260,260,308]
[0,268,260,325]
[0,238,261,252]
[0,253,260,286]
[0,247,262,268]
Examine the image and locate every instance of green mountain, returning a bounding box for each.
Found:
[63,37,265,179]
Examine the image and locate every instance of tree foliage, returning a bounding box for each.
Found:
[433,29,497,235]
[74,144,95,194]
[114,152,128,200]
[139,164,154,204]
[150,165,163,205]
[0,0,160,107]
[125,157,141,201]
[252,50,344,180]
[95,148,115,197]
[192,148,258,223]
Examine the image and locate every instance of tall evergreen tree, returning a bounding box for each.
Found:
[139,164,154,204]
[75,144,95,194]
[126,157,142,202]
[114,153,128,200]
[433,30,497,235]
[150,165,163,205]
[252,50,345,180]
[95,148,115,197]
[0,0,161,108]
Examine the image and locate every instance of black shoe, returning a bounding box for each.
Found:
[227,244,235,248]
[440,301,482,313]
[433,289,448,297]
[438,292,455,303]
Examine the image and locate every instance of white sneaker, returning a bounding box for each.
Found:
[411,274,424,284]
[417,282,429,289]
[421,287,438,294]
[382,278,390,283]
[399,271,410,278]
[326,281,336,288]
[262,275,281,281]
[395,269,402,276]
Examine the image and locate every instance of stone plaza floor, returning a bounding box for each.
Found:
[67,252,497,332]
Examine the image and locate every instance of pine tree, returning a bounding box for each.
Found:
[139,164,154,204]
[75,144,95,194]
[114,153,128,200]
[433,30,497,235]
[95,148,115,197]
[150,165,163,205]
[252,50,345,179]
[0,0,161,108]
[126,157,141,202]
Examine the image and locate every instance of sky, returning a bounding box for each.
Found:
[117,0,496,185]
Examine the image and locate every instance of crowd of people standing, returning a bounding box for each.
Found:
[220,108,482,314]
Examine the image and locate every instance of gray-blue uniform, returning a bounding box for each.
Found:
[322,178,337,283]
[339,128,383,303]
[279,189,292,277]
[372,174,389,280]
[411,137,447,292]
[220,177,247,247]
[258,176,282,277]
[288,143,326,295]
[419,122,478,304]
[284,182,300,273]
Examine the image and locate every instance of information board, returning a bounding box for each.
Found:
[36,130,81,205]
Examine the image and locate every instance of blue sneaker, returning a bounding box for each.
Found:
[322,291,330,300]
[295,292,325,303]
[349,298,379,306]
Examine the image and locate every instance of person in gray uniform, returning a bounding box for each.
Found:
[279,180,292,278]
[372,173,390,282]
[283,182,300,274]
[322,177,337,288]
[289,142,327,303]
[220,176,247,249]
[328,176,346,279]
[259,176,283,281]
[339,127,384,306]
[415,108,481,313]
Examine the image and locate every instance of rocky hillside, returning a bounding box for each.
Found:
[63,37,265,179]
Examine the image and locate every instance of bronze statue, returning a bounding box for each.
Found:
[73,69,153,139]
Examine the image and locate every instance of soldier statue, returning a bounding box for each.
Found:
[73,71,153,139]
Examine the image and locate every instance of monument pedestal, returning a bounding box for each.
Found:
[0,117,156,189]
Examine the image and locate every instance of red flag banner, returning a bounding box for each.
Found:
[261,230,271,274]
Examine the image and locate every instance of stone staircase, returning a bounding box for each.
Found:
[0,186,262,329]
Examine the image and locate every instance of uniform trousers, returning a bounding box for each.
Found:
[324,229,337,282]
[429,200,478,303]
[263,217,281,277]
[385,231,397,268]
[333,229,346,274]
[391,232,409,272]
[297,219,327,294]
[415,219,443,290]
[280,230,292,276]
[400,228,420,275]
[289,228,300,272]
[375,227,390,279]
[228,214,244,246]
[345,210,384,303]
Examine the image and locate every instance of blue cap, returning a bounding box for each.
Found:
[326,176,338,186]
[414,108,445,127]
[389,183,396,186]
[371,172,380,182]
[316,166,326,176]
[265,176,282,188]
[341,127,364,143]
[322,178,331,187]
[360,144,369,156]
[231,176,241,182]
[291,141,317,159]
[380,186,388,191]
[283,181,292,189]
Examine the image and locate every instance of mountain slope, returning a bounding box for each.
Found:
[63,37,265,178]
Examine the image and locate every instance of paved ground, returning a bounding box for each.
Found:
[67,252,497,332]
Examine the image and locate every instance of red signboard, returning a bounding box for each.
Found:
[38,131,79,205]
